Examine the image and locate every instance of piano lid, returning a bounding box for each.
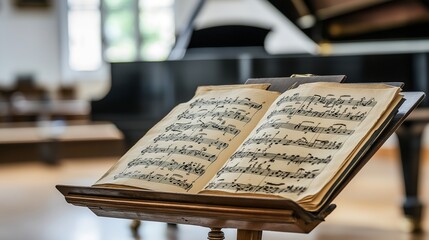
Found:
[268,0,429,42]
[171,0,429,58]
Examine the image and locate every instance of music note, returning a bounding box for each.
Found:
[205,181,308,195]
[244,135,344,150]
[114,170,193,191]
[190,97,263,110]
[127,158,207,176]
[231,151,332,165]
[140,145,218,162]
[153,132,230,150]
[216,165,320,180]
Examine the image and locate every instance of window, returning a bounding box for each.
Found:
[67,0,175,71]
[102,0,138,62]
[67,0,102,71]
[138,0,175,61]
[103,0,175,62]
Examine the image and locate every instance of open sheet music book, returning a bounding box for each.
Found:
[95,82,403,211]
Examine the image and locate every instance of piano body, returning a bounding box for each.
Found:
[92,0,429,232]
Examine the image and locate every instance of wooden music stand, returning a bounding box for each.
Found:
[57,76,424,240]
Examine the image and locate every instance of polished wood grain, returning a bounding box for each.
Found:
[208,228,225,240]
[237,229,263,240]
[58,185,322,233]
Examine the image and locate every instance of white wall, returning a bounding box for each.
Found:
[0,1,61,89]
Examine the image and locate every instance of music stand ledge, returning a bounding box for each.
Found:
[56,185,334,240]
[57,79,424,240]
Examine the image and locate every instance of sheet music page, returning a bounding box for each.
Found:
[300,89,403,210]
[202,82,400,201]
[95,86,280,193]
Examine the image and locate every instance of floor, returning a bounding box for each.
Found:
[0,151,428,240]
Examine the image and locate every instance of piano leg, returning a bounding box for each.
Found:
[396,122,425,233]
[130,219,141,238]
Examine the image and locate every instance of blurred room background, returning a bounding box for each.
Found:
[1,0,429,239]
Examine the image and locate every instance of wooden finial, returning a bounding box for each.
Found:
[207,228,224,240]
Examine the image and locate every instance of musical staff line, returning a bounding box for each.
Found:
[177,109,251,123]
[205,182,308,195]
[114,171,193,191]
[244,136,343,150]
[216,166,320,180]
[276,93,377,108]
[141,145,218,162]
[267,106,368,122]
[127,158,206,176]
[256,121,354,135]
[190,97,263,110]
[153,133,229,150]
[230,151,332,165]
[165,121,241,136]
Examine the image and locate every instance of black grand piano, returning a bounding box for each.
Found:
[92,0,429,232]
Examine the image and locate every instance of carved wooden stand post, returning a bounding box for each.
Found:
[207,228,224,240]
[237,229,263,240]
[207,228,263,240]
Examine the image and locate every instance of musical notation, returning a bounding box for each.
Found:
[256,121,354,135]
[153,133,229,150]
[230,151,332,165]
[216,165,320,180]
[276,93,377,108]
[267,106,368,121]
[118,94,267,191]
[114,171,193,191]
[177,109,251,123]
[141,145,217,162]
[205,91,381,198]
[190,97,263,110]
[243,136,343,150]
[275,93,301,106]
[205,182,308,195]
[165,121,241,136]
[203,91,378,198]
[127,158,206,176]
